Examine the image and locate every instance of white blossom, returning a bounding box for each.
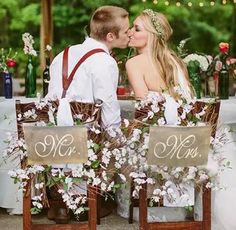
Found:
[22,32,37,56]
[183,53,209,71]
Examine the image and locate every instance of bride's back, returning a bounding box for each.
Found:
[126,54,167,98]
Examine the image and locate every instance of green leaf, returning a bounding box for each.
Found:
[112,183,121,193]
[91,160,100,169]
[72,178,83,183]
[149,199,154,207]
[63,183,68,191]
[76,119,82,125]
[13,177,20,184]
[30,207,41,214]
[184,205,193,212]
[142,126,150,134]
[93,143,100,153]
[122,127,129,136]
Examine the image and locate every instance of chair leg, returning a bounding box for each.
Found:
[139,183,147,230]
[128,200,134,224]
[88,185,97,230]
[97,192,101,225]
[202,187,211,230]
[23,182,31,230]
[129,180,134,224]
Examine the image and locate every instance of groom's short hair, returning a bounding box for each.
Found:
[90,6,128,41]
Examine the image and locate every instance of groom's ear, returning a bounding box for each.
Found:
[106,32,116,42]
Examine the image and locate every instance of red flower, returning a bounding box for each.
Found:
[219,42,229,53]
[6,58,17,68]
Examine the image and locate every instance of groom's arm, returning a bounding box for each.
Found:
[91,56,121,129]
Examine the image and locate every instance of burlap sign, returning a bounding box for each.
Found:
[147,125,211,167]
[23,125,88,165]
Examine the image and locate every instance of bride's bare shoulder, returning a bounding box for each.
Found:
[125,54,146,68]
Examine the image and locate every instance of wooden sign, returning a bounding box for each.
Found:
[23,125,88,165]
[147,125,211,167]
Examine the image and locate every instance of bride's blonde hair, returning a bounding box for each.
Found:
[140,9,193,97]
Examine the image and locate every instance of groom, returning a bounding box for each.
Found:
[45,5,130,223]
[46,5,130,129]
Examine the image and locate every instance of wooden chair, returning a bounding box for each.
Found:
[15,99,102,230]
[129,101,220,230]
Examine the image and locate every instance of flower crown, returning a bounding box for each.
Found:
[143,9,164,41]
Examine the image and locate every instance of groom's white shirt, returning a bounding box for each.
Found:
[46,37,121,128]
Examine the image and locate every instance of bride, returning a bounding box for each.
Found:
[117,9,235,230]
[126,9,193,101]
[117,8,194,223]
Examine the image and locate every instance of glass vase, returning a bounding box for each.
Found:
[207,76,216,97]
[0,72,4,96]
[187,62,202,99]
[189,71,201,99]
[218,54,229,99]
[3,72,13,99]
[25,56,36,98]
[43,57,50,97]
[192,77,201,99]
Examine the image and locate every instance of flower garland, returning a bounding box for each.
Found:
[3,99,129,215]
[123,90,230,206]
[2,91,230,213]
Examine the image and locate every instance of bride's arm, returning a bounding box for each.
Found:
[126,57,148,99]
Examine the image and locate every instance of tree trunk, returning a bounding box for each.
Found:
[231,3,236,56]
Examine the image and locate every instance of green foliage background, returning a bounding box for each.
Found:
[0,0,235,79]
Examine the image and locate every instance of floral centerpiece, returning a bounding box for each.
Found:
[206,42,236,98]
[22,32,52,98]
[22,32,38,98]
[22,33,37,57]
[0,48,17,73]
[216,42,230,99]
[183,53,210,99]
[0,48,17,98]
[182,41,236,98]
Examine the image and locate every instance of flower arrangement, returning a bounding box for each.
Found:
[207,42,236,78]
[183,54,210,72]
[0,48,17,73]
[22,32,52,98]
[22,32,52,57]
[183,53,210,98]
[22,33,37,57]
[181,41,236,97]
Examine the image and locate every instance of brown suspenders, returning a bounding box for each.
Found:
[61,47,106,98]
